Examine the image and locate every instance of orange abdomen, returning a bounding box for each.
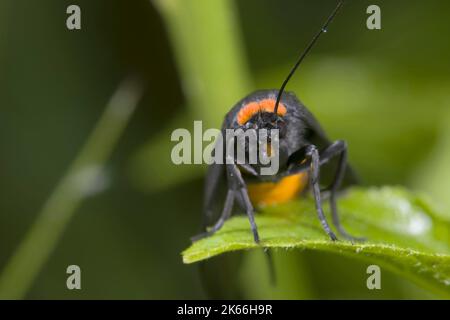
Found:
[247,172,309,208]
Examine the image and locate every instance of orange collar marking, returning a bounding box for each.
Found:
[237,98,287,125]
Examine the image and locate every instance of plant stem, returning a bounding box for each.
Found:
[0,77,144,299]
[133,0,253,192]
[153,0,252,127]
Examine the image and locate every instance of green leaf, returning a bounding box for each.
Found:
[182,187,450,297]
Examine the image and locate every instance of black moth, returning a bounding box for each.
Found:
[192,1,364,244]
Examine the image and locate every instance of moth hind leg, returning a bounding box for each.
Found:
[325,140,365,242]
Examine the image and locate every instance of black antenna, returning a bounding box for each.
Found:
[274,1,344,114]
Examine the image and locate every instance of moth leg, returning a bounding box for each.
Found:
[305,145,337,241]
[239,187,260,243]
[227,163,260,243]
[323,141,365,242]
[192,189,235,242]
[193,163,260,243]
[238,163,258,176]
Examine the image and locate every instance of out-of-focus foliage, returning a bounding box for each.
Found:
[414,110,450,218]
[0,78,144,299]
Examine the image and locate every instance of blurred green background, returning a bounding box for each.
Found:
[1,0,450,299]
